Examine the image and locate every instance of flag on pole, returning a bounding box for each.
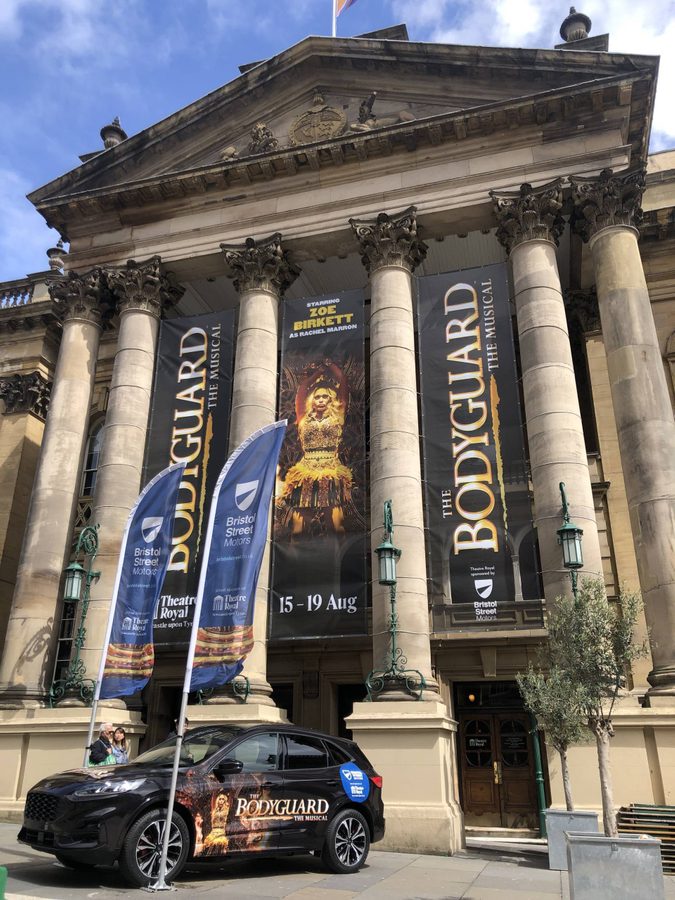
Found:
[337,0,358,14]
[332,0,358,36]
[99,463,185,699]
[188,421,287,692]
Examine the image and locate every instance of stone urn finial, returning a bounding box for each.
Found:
[560,6,592,42]
[100,116,128,149]
[46,238,67,272]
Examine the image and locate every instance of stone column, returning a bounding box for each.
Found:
[0,271,105,705]
[572,168,675,694]
[491,181,604,603]
[217,234,299,707]
[0,374,51,656]
[349,207,436,697]
[77,258,182,694]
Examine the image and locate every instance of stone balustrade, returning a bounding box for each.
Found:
[0,278,34,309]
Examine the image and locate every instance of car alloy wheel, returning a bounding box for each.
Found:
[119,809,189,887]
[322,808,370,874]
[136,818,182,878]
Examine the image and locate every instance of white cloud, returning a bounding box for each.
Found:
[390,0,675,149]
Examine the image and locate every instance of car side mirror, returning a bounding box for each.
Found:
[213,758,244,778]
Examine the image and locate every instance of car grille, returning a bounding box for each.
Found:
[25,792,60,822]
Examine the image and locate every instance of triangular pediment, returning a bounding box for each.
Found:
[29,32,658,217]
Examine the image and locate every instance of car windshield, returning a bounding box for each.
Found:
[133,726,243,767]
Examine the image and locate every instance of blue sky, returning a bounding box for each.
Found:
[1,0,674,282]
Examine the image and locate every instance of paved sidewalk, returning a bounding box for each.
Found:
[2,823,675,899]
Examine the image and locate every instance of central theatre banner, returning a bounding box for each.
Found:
[417,264,538,624]
[270,291,367,639]
[144,310,235,646]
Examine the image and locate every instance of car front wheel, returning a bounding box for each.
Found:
[118,809,189,887]
[321,808,370,874]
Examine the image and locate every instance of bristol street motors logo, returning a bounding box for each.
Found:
[141,517,163,543]
[235,480,259,512]
[474,579,494,599]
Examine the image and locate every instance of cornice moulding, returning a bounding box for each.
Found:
[31,71,654,238]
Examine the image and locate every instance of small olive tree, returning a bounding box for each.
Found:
[546,578,647,836]
[517,666,587,811]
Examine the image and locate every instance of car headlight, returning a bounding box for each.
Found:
[73,778,145,797]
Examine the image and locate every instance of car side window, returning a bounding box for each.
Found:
[284,734,329,770]
[325,742,352,767]
[228,732,280,772]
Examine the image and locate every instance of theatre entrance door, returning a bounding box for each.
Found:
[455,682,542,829]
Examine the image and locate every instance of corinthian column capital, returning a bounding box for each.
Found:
[490,179,565,254]
[349,206,427,274]
[570,167,646,243]
[49,268,107,327]
[220,233,299,296]
[107,256,184,316]
[0,372,51,420]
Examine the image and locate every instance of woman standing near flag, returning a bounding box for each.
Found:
[112,727,130,764]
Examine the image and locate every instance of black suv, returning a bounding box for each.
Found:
[18,724,385,887]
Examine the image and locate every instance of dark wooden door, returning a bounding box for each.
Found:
[497,715,537,826]
[459,713,538,827]
[459,715,500,822]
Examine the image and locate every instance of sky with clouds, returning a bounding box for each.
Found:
[1,0,674,282]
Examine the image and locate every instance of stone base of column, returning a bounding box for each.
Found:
[647,666,675,697]
[346,700,464,854]
[0,694,44,711]
[0,705,146,821]
[56,697,128,710]
[186,702,289,728]
[371,680,440,702]
[201,678,275,707]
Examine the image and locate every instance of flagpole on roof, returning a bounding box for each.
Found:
[332,0,337,37]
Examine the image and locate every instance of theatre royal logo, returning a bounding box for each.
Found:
[141,517,163,543]
[474,579,494,599]
[235,480,259,512]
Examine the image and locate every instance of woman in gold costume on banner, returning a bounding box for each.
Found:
[278,361,353,537]
[201,792,230,854]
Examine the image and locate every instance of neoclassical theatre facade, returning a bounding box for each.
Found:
[0,18,674,849]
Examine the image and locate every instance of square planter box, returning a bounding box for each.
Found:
[566,831,664,900]
[546,809,599,870]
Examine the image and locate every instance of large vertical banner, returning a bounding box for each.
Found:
[418,264,537,623]
[143,311,235,646]
[271,291,367,639]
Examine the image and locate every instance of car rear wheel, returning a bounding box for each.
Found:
[118,809,189,887]
[54,852,95,870]
[321,808,370,874]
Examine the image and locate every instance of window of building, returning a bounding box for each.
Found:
[81,421,104,498]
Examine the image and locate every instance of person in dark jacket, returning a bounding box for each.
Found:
[89,722,115,765]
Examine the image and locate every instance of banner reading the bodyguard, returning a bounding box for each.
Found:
[100,463,185,699]
[143,311,235,646]
[417,264,538,623]
[189,421,287,692]
[270,291,367,640]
